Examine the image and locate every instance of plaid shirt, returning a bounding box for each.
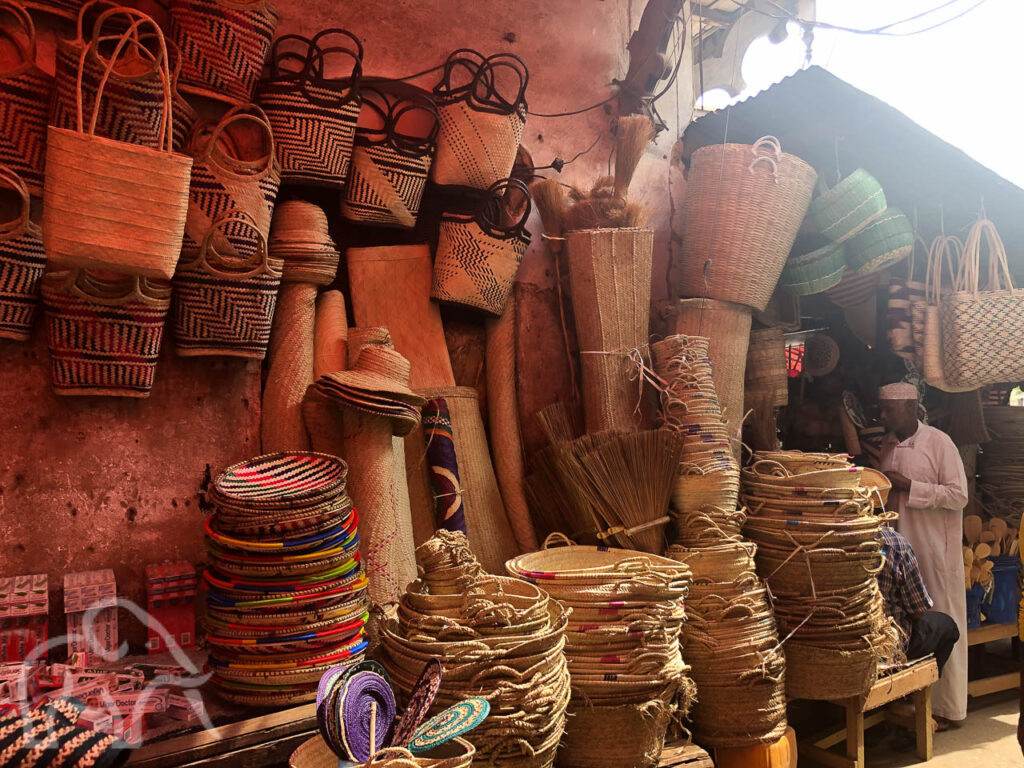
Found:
[877,527,933,647]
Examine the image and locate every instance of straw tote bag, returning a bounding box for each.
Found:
[169,0,279,105]
[44,13,193,280]
[0,1,53,196]
[52,3,196,153]
[173,209,282,359]
[340,84,439,228]
[920,235,973,393]
[257,29,363,187]
[0,167,45,340]
[183,104,280,258]
[41,269,172,397]
[887,236,926,363]
[431,177,531,316]
[678,136,817,312]
[430,50,528,190]
[941,218,1024,388]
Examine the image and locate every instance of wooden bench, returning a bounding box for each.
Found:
[797,657,939,768]
[967,622,1022,698]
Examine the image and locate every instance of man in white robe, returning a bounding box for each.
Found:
[878,382,969,727]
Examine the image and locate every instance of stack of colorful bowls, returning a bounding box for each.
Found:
[203,452,370,706]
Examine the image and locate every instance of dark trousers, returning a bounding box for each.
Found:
[908,610,960,674]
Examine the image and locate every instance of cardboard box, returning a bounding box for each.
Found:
[64,570,117,657]
[144,562,196,654]
[0,574,49,662]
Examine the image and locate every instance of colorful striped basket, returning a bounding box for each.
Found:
[808,168,886,243]
[846,207,913,274]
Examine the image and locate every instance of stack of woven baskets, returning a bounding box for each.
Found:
[652,335,740,530]
[202,452,368,706]
[741,453,904,700]
[381,532,570,768]
[507,541,694,768]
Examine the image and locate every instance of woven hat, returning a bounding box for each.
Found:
[319,347,425,404]
[269,201,341,285]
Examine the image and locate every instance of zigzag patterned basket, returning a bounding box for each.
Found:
[0,1,53,196]
[173,209,283,359]
[257,29,363,188]
[41,269,171,397]
[0,167,46,341]
[340,84,438,228]
[169,0,279,105]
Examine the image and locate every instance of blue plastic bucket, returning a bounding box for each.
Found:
[986,556,1022,625]
[966,584,986,629]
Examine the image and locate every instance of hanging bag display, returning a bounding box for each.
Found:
[0,1,53,195]
[431,177,531,316]
[920,235,973,393]
[52,2,196,153]
[0,166,45,340]
[340,84,438,228]
[886,236,925,363]
[169,0,279,105]
[940,218,1024,388]
[430,50,528,190]
[44,11,193,280]
[173,209,282,359]
[183,104,280,256]
[257,28,363,187]
[41,269,172,397]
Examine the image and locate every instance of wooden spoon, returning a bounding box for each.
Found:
[991,539,1003,557]
[980,530,997,545]
[971,563,982,587]
[975,543,991,561]
[964,515,983,546]
[989,517,1009,542]
[964,546,974,567]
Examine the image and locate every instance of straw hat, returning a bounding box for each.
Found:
[269,201,341,285]
[317,346,426,435]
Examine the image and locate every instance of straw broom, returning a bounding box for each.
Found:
[613,115,655,201]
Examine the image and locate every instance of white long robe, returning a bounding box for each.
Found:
[881,421,969,721]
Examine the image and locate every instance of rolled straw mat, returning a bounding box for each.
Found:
[417,386,517,573]
[671,298,752,450]
[485,296,537,552]
[314,290,348,379]
[263,282,316,453]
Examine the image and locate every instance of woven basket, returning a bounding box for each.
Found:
[802,334,840,377]
[679,136,816,312]
[666,541,755,581]
[745,328,787,407]
[431,51,527,190]
[0,1,52,196]
[257,29,363,187]
[172,209,282,358]
[781,264,846,296]
[183,104,280,259]
[20,0,83,19]
[670,298,752,445]
[341,84,438,228]
[784,643,878,700]
[887,238,926,363]
[432,178,531,316]
[567,227,654,433]
[808,168,886,243]
[846,207,913,274]
[169,0,278,105]
[780,242,846,286]
[921,235,974,392]
[51,4,195,153]
[44,10,192,280]
[940,218,1024,388]
[41,269,171,397]
[824,267,886,309]
[558,694,673,768]
[0,167,45,340]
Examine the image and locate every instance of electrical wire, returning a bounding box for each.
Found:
[746,0,989,37]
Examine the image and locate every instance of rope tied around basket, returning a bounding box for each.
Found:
[578,345,665,415]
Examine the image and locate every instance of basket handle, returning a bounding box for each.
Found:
[201,104,276,179]
[0,1,36,74]
[751,135,783,158]
[749,459,791,478]
[0,166,31,239]
[469,52,529,114]
[61,269,158,307]
[78,9,173,152]
[476,177,532,235]
[191,209,273,278]
[389,96,440,155]
[961,218,1014,295]
[302,28,363,107]
[73,0,120,45]
[266,33,313,80]
[433,48,486,99]
[542,532,574,550]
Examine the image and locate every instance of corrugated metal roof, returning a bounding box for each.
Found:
[683,66,1024,259]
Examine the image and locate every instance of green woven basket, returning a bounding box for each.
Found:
[781,264,847,296]
[808,169,887,243]
[846,207,913,274]
[781,241,847,284]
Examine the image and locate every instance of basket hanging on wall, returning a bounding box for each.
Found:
[0,166,46,340]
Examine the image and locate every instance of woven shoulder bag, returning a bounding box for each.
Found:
[0,1,53,196]
[52,2,196,153]
[169,0,279,105]
[257,28,363,188]
[41,269,172,397]
[44,10,194,280]
[340,83,438,229]
[0,166,45,340]
[173,209,282,359]
[920,235,973,393]
[183,104,280,258]
[431,50,528,190]
[940,218,1024,388]
[431,177,531,316]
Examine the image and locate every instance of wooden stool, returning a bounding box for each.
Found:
[797,658,939,768]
